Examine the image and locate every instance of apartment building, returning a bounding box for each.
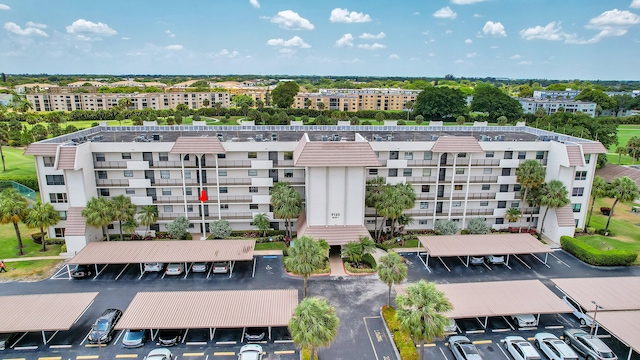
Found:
[294,93,359,111]
[25,123,605,254]
[518,98,597,117]
[533,90,581,100]
[294,88,420,111]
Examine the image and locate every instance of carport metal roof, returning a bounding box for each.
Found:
[115,289,298,330]
[0,292,98,332]
[395,280,572,319]
[70,240,255,264]
[552,277,640,311]
[586,311,640,355]
[417,233,551,257]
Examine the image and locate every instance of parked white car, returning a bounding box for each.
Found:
[485,255,505,264]
[511,314,538,328]
[505,336,542,360]
[144,262,164,272]
[562,296,593,326]
[165,263,184,276]
[534,333,578,360]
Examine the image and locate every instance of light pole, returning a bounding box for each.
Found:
[590,301,603,335]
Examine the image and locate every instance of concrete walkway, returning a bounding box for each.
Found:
[371,248,389,264]
[329,252,348,276]
[2,255,68,263]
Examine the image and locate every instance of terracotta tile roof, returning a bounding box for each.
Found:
[565,145,584,167]
[596,164,640,187]
[0,292,98,332]
[24,143,59,156]
[169,136,226,155]
[115,289,298,330]
[417,233,551,257]
[65,207,87,236]
[555,204,576,227]
[579,142,607,154]
[431,136,483,153]
[56,146,77,170]
[293,138,380,167]
[70,239,256,264]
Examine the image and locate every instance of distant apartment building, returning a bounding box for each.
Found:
[294,93,359,111]
[518,98,597,117]
[295,88,419,111]
[533,90,581,100]
[25,122,605,253]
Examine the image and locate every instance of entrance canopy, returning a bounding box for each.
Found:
[417,233,551,257]
[0,292,98,332]
[70,240,255,265]
[552,277,640,311]
[396,280,572,319]
[115,289,298,330]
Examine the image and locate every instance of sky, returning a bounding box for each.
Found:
[1,0,640,80]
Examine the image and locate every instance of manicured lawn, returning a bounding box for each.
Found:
[0,147,35,177]
[0,222,62,259]
[255,241,287,251]
[607,125,640,165]
[0,259,64,281]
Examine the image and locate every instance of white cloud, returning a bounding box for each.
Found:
[359,32,385,39]
[433,7,457,19]
[454,59,464,63]
[464,38,473,44]
[0,4,9,10]
[267,35,311,48]
[271,10,314,30]
[428,53,435,57]
[445,29,453,34]
[467,52,478,58]
[569,8,640,44]
[25,21,46,29]
[121,37,130,40]
[519,61,532,65]
[510,54,522,59]
[413,12,420,15]
[4,22,48,37]
[66,19,117,36]
[389,54,400,60]
[165,30,175,38]
[473,13,483,18]
[632,0,640,8]
[329,8,371,23]
[422,31,430,35]
[165,44,183,51]
[335,33,354,47]
[249,0,260,9]
[357,43,386,50]
[519,22,565,41]
[218,49,239,58]
[481,21,506,37]
[279,48,296,55]
[451,0,487,4]
[490,45,499,49]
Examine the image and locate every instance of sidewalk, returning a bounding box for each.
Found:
[328,253,347,276]
[2,255,68,263]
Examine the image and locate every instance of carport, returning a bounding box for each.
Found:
[67,239,256,279]
[0,292,98,347]
[395,280,572,330]
[415,233,552,272]
[114,289,298,343]
[584,311,640,360]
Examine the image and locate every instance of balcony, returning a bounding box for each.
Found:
[158,212,253,221]
[284,177,305,184]
[471,159,501,166]
[94,161,127,169]
[407,160,439,166]
[155,195,199,204]
[220,195,252,203]
[441,176,498,183]
[153,178,198,186]
[151,160,197,168]
[406,176,437,183]
[405,210,434,217]
[448,209,495,216]
[216,178,251,185]
[96,179,128,186]
[218,160,252,168]
[275,160,295,167]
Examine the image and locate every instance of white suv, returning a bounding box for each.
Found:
[562,296,593,326]
[505,336,542,360]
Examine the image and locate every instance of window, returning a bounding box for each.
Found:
[221,204,229,210]
[421,185,430,193]
[420,202,429,209]
[162,188,171,196]
[159,152,169,161]
[250,204,259,210]
[248,152,257,159]
[457,153,467,158]
[584,154,591,164]
[122,153,131,160]
[495,218,504,225]
[95,153,105,162]
[46,175,65,185]
[388,169,398,177]
[187,205,194,213]
[423,152,433,160]
[419,219,428,225]
[504,151,513,159]
[285,170,294,178]
[43,157,55,167]
[575,171,587,180]
[453,201,461,207]
[403,169,412,177]
[572,187,585,197]
[284,152,293,160]
[422,168,431,176]
[220,187,228,194]
[404,152,413,160]
[454,185,463,191]
[500,184,509,192]
[185,187,193,195]
[249,186,258,193]
[217,153,226,158]
[501,168,511,176]
[572,203,582,213]
[248,169,258,176]
[54,228,65,237]
[96,171,107,179]
[575,219,580,227]
[124,170,134,177]
[517,151,526,159]
[482,184,490,191]
[486,151,494,158]
[219,170,227,177]
[480,201,489,206]
[49,193,67,203]
[160,170,170,179]
[100,188,110,196]
[184,171,191,179]
[536,151,545,160]
[58,211,67,220]
[164,205,173,213]
[511,202,520,208]
[483,168,492,174]
[455,168,464,175]
[126,188,135,195]
[369,169,378,175]
[513,184,522,192]
[497,201,506,208]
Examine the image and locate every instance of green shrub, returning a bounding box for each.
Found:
[61,244,67,253]
[382,306,419,360]
[561,236,637,266]
[0,175,39,191]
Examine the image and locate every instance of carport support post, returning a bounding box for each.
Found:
[139,263,144,276]
[544,252,548,265]
[506,254,510,266]
[67,264,71,280]
[466,256,470,267]
[268,326,272,340]
[628,348,633,360]
[210,328,216,340]
[94,264,98,277]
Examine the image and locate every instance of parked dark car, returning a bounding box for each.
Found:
[88,308,122,344]
[122,329,146,348]
[70,264,93,278]
[0,333,18,350]
[245,328,266,342]
[158,329,184,347]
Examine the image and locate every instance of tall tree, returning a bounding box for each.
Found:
[271,81,300,108]
[515,160,546,231]
[25,200,61,252]
[604,176,639,234]
[283,236,326,298]
[413,86,466,120]
[117,97,133,111]
[82,196,114,240]
[139,205,158,234]
[615,146,628,165]
[202,98,210,108]
[404,100,414,121]
[587,176,608,227]
[0,188,30,255]
[252,213,270,237]
[366,177,386,240]
[0,122,8,172]
[575,89,616,113]
[505,207,521,224]
[376,184,415,237]
[270,182,302,239]
[396,280,453,360]
[288,297,340,360]
[538,180,570,234]
[627,136,640,164]
[111,195,137,241]
[378,252,408,306]
[470,84,523,120]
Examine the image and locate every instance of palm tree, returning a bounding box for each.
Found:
[283,236,326,298]
[270,182,302,239]
[0,123,8,172]
[377,183,416,237]
[111,195,137,241]
[538,180,570,234]
[202,98,210,108]
[587,176,608,227]
[82,197,114,240]
[118,97,133,111]
[404,100,414,121]
[604,176,639,234]
[139,205,158,234]
[366,177,386,240]
[396,280,453,360]
[252,213,270,237]
[24,200,60,252]
[317,102,325,111]
[0,189,30,255]
[288,297,340,360]
[505,207,521,224]
[615,146,628,165]
[378,252,408,306]
[122,218,139,235]
[515,160,546,231]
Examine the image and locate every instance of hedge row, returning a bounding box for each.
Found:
[0,175,39,192]
[560,236,637,266]
[382,306,419,360]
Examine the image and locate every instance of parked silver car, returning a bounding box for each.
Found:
[146,348,174,360]
[144,262,164,272]
[563,329,617,360]
[562,296,593,326]
[511,314,538,328]
[534,332,578,360]
[505,336,542,360]
[485,255,505,264]
[165,263,184,276]
[192,262,208,273]
[212,262,229,274]
[470,256,485,266]
[449,335,483,360]
[444,318,458,333]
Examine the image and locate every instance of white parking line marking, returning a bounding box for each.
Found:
[363,317,381,360]
[439,346,451,360]
[513,254,531,269]
[114,330,124,344]
[549,252,571,268]
[115,264,130,280]
[497,340,511,359]
[80,330,91,346]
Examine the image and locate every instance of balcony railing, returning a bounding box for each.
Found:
[405,210,434,217]
[155,195,199,204]
[151,160,197,168]
[407,176,437,183]
[158,212,253,221]
[96,179,128,186]
[217,160,252,168]
[284,177,305,184]
[471,159,501,166]
[275,160,295,167]
[94,161,127,169]
[216,178,252,185]
[153,178,198,186]
[220,195,252,203]
[407,160,439,166]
